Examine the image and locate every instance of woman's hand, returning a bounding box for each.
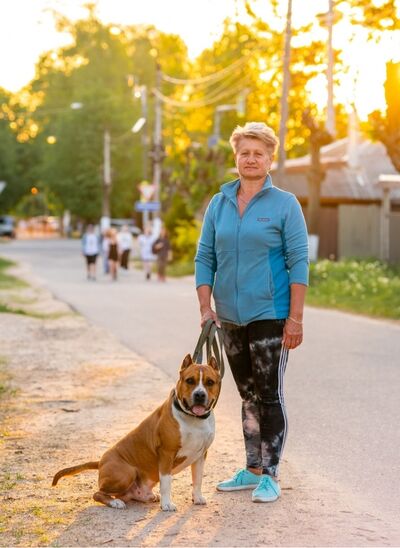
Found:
[200,307,220,328]
[282,317,303,349]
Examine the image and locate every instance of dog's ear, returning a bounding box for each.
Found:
[208,356,218,370]
[181,354,193,370]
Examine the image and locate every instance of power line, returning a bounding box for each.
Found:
[153,77,249,109]
[161,54,251,86]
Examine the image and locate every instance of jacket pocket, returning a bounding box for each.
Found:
[266,267,274,298]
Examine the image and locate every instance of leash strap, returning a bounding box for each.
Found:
[192,319,225,379]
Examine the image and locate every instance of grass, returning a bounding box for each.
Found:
[0,357,15,400]
[167,260,195,277]
[307,259,400,319]
[165,257,400,320]
[0,257,27,289]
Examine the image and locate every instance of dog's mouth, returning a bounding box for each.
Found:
[183,399,210,417]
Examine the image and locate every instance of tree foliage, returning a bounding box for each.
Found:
[368,62,400,172]
[1,0,399,236]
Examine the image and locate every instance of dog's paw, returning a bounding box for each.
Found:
[109,498,126,509]
[193,494,207,505]
[160,500,177,512]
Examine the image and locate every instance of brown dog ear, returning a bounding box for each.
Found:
[181,354,193,370]
[208,356,218,370]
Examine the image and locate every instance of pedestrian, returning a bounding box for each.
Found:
[108,228,119,281]
[138,226,156,281]
[151,226,171,282]
[117,225,133,270]
[101,228,111,274]
[81,224,100,281]
[195,122,309,503]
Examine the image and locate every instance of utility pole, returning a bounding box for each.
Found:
[326,0,336,137]
[102,129,111,224]
[152,64,163,219]
[276,0,292,185]
[140,85,149,181]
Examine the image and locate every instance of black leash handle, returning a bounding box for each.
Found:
[192,319,225,379]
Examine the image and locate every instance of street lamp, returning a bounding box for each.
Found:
[131,117,146,134]
[211,90,249,144]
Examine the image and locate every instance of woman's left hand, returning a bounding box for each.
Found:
[282,318,303,350]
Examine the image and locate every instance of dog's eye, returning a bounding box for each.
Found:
[205,379,215,387]
[185,377,196,385]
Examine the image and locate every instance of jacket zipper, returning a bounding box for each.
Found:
[235,214,241,324]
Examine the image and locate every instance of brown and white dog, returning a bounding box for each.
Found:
[52,354,221,511]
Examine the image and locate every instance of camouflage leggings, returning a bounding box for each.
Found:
[221,320,289,478]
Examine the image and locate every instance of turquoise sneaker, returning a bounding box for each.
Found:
[216,469,261,491]
[252,475,281,502]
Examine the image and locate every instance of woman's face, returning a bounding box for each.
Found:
[235,137,273,181]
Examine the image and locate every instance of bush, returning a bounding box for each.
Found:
[308,259,400,319]
[171,219,201,263]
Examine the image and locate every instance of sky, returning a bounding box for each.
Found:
[1,0,400,119]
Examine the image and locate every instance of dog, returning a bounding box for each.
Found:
[52,354,221,511]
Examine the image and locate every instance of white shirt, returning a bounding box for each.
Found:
[138,234,156,261]
[82,233,99,255]
[117,231,133,251]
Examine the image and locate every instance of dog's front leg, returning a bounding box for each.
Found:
[191,454,207,505]
[159,455,176,511]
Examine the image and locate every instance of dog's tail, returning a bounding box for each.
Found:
[52,461,99,486]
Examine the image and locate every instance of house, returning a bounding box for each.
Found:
[270,137,400,262]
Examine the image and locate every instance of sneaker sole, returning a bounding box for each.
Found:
[217,484,259,492]
[252,494,279,502]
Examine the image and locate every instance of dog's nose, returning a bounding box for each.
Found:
[193,390,207,404]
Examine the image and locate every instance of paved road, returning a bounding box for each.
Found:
[2,238,400,539]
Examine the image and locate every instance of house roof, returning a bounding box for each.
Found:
[269,137,400,203]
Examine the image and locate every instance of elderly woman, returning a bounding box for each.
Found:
[195,122,309,503]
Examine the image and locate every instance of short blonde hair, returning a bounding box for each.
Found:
[229,122,279,155]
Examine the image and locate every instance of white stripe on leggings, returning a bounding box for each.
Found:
[277,345,289,475]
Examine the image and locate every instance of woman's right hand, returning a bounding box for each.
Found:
[200,307,220,328]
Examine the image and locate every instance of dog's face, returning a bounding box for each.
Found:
[176,354,221,417]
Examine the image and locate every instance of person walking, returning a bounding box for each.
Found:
[101,228,111,275]
[138,226,156,281]
[81,224,100,281]
[117,225,133,270]
[107,228,119,281]
[195,122,309,503]
[152,226,171,282]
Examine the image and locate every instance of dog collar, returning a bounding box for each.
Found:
[173,395,212,420]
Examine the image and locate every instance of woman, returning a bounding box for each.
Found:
[152,227,171,282]
[117,225,133,270]
[195,122,309,503]
[138,226,156,281]
[81,224,100,281]
[108,228,119,281]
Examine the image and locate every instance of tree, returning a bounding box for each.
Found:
[302,108,333,235]
[368,62,400,172]
[0,89,39,212]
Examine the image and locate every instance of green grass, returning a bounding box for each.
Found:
[166,257,400,320]
[0,357,18,400]
[0,257,27,289]
[307,259,400,319]
[167,260,195,277]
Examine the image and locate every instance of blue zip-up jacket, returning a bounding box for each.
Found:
[195,175,309,325]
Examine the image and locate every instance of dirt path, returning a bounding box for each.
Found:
[1,264,399,547]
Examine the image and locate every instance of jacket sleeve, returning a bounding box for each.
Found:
[282,195,309,286]
[195,198,217,289]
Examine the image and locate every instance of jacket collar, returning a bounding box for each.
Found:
[220,174,273,204]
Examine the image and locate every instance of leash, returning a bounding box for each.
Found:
[192,319,225,379]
